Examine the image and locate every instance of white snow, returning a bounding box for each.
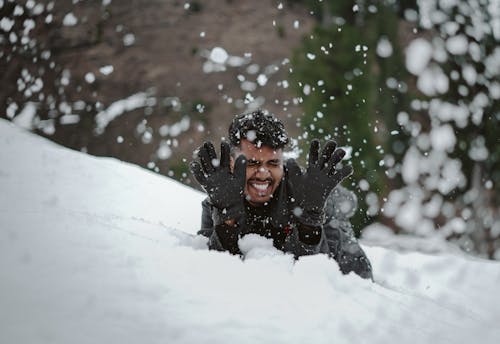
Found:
[59,114,80,125]
[203,47,249,73]
[406,38,433,75]
[1,119,500,343]
[430,124,456,152]
[156,141,172,160]
[462,64,477,86]
[303,84,311,95]
[209,47,229,64]
[13,5,24,16]
[84,72,96,84]
[9,31,17,43]
[376,37,393,58]
[417,65,449,96]
[6,102,18,119]
[468,136,489,161]
[256,74,268,86]
[428,99,469,128]
[0,17,14,32]
[12,102,36,130]
[99,65,114,75]
[445,34,468,55]
[122,33,135,46]
[62,12,78,27]
[490,0,500,40]
[94,93,151,133]
[158,116,190,137]
[238,235,282,259]
[401,146,420,184]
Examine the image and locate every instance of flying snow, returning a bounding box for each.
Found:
[376,37,393,58]
[406,38,433,75]
[210,47,229,64]
[62,12,78,26]
[99,65,114,75]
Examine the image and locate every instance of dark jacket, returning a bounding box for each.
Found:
[198,185,372,279]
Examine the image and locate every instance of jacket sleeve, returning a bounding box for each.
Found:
[198,198,242,254]
[324,187,373,280]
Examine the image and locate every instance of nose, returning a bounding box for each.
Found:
[255,166,270,178]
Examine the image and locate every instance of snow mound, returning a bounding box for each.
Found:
[1,119,499,344]
[238,234,283,259]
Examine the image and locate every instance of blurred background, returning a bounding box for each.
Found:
[1,0,499,259]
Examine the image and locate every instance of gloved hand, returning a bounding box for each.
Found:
[268,176,292,230]
[190,141,247,223]
[286,139,353,226]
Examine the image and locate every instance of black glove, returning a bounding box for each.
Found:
[268,177,292,230]
[190,141,247,224]
[286,139,353,226]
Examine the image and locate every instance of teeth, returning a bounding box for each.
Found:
[252,183,269,191]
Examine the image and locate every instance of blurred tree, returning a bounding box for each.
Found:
[289,0,414,234]
[384,0,500,258]
[1,0,314,183]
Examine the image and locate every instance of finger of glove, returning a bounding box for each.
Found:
[285,158,302,180]
[318,140,337,170]
[220,141,231,170]
[307,139,320,169]
[190,161,207,186]
[285,159,302,205]
[327,148,346,172]
[233,155,247,188]
[198,142,216,173]
[270,180,289,223]
[271,177,286,205]
[331,165,353,184]
[205,141,218,163]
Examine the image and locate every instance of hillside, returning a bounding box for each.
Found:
[1,0,314,175]
[1,119,500,343]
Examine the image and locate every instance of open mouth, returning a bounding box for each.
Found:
[248,180,272,196]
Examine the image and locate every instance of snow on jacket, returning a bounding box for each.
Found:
[198,185,373,279]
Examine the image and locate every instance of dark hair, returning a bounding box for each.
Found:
[228,109,289,150]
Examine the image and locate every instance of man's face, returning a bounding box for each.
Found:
[231,139,284,206]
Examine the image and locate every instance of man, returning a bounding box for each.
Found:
[190,110,372,279]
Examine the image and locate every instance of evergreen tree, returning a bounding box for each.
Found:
[289,0,412,233]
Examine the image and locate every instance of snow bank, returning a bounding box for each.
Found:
[1,119,499,344]
[0,119,204,233]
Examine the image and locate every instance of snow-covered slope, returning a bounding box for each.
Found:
[1,119,499,344]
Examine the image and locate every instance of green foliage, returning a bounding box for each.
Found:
[290,0,412,233]
[440,20,500,204]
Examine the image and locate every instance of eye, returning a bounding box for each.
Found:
[247,159,259,166]
[268,160,281,166]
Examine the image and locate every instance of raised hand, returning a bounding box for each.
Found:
[190,141,247,220]
[286,139,353,225]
